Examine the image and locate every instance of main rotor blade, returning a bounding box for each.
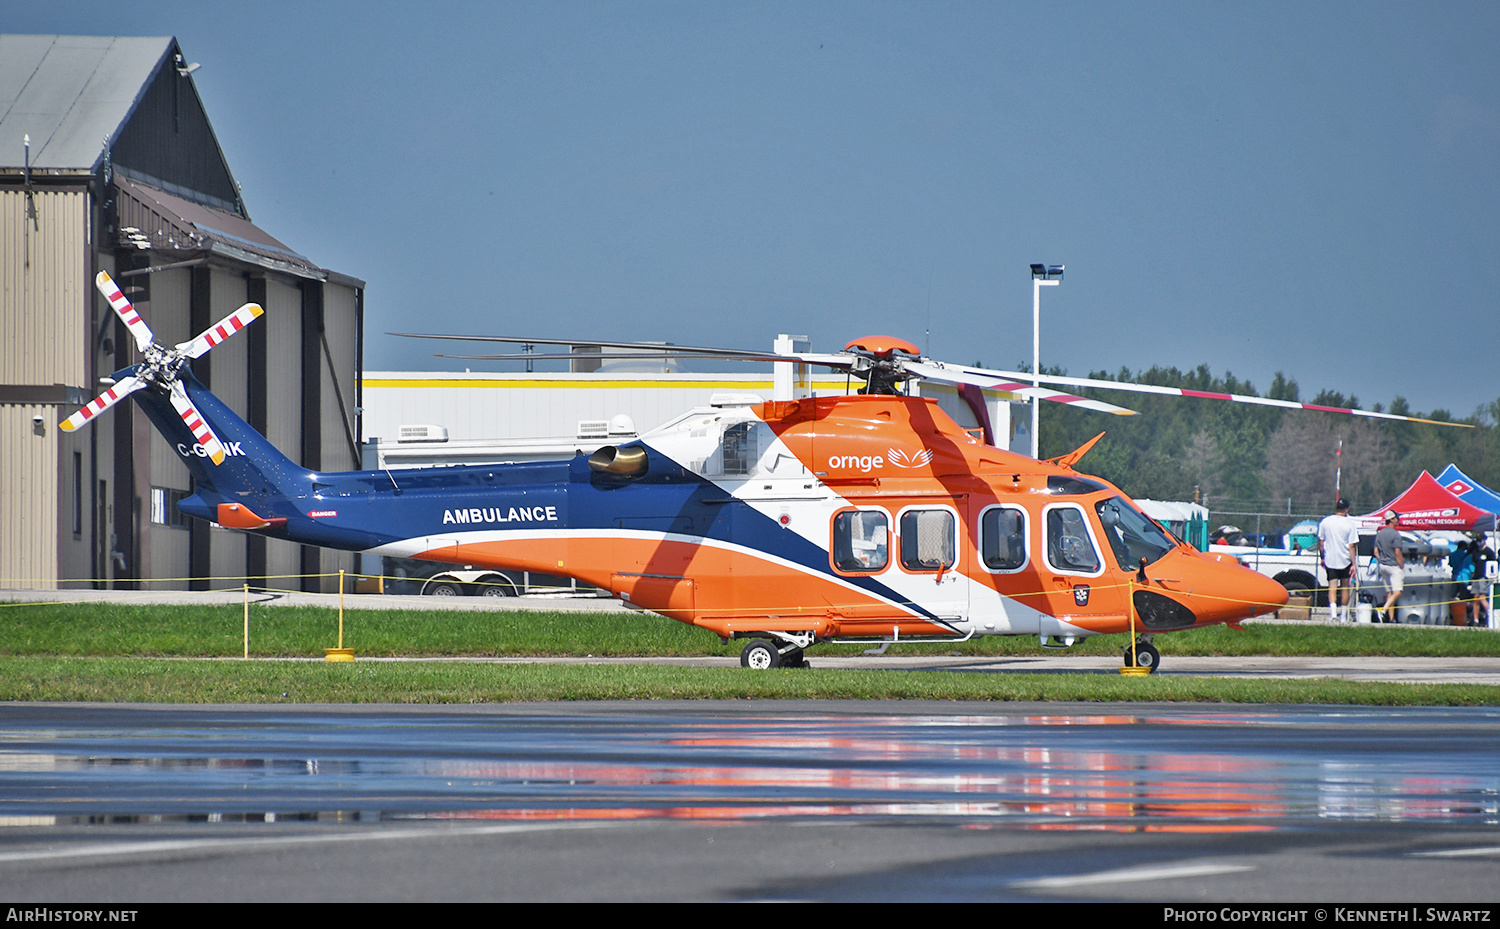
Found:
[431,350,854,368]
[391,332,770,357]
[904,360,1137,416]
[177,303,265,359]
[95,271,155,354]
[393,333,855,370]
[921,362,1475,429]
[59,376,146,433]
[168,381,226,465]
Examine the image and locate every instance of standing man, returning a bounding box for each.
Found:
[1317,498,1360,623]
[1373,511,1405,624]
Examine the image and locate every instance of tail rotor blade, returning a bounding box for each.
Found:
[169,381,226,465]
[59,377,146,433]
[95,271,155,354]
[178,303,265,360]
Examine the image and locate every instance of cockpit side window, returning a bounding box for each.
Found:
[1045,505,1101,574]
[1094,496,1176,571]
[832,509,889,573]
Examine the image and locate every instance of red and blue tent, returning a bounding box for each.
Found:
[1435,464,1500,517]
[1358,471,1496,532]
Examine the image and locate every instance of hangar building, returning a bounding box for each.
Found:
[0,35,364,592]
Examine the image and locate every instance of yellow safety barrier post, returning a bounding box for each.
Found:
[243,583,250,659]
[1120,577,1150,676]
[324,569,355,662]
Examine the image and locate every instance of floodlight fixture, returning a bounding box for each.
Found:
[1029,261,1064,458]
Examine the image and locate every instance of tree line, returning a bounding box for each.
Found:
[1030,364,1500,520]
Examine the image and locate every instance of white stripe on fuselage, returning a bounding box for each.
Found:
[369,523,1063,637]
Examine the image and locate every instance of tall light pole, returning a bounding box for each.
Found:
[1028,264,1063,459]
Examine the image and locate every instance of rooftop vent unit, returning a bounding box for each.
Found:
[577,420,611,439]
[397,424,449,443]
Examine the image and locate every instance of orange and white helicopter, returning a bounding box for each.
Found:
[64,271,1452,671]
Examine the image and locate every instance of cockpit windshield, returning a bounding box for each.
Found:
[1094,496,1176,571]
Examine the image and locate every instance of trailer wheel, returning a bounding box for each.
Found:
[477,577,516,597]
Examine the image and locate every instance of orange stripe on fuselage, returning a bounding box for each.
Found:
[414,533,953,639]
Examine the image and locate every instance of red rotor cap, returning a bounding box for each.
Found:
[844,335,920,358]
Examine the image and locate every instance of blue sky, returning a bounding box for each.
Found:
[12,1,1500,418]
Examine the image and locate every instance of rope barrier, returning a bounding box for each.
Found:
[1,570,1491,625]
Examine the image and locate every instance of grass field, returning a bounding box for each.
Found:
[3,599,1498,704]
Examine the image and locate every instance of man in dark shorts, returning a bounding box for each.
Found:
[1317,499,1359,623]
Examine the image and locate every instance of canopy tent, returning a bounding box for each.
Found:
[1435,464,1500,516]
[1359,471,1497,533]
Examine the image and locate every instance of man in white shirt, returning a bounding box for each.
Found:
[1317,498,1360,623]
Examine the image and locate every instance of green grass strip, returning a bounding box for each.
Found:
[4,601,1499,659]
[2,657,1498,706]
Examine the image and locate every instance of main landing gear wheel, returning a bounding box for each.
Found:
[1123,639,1160,673]
[741,639,781,669]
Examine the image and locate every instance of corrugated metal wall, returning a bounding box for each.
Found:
[309,282,358,588]
[0,188,87,386]
[207,269,248,588]
[0,187,88,589]
[322,283,360,471]
[262,277,304,585]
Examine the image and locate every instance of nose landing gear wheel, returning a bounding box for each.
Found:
[741,639,781,669]
[1123,639,1160,673]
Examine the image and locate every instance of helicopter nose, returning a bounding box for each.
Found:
[1193,552,1290,623]
[1135,551,1289,630]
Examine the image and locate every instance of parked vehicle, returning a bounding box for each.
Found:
[382,557,603,598]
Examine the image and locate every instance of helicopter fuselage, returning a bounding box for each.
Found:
[144,370,1288,652]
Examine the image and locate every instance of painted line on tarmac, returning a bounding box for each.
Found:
[1410,845,1500,858]
[0,821,619,866]
[1010,860,1255,889]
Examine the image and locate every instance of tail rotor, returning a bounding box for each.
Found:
[61,270,263,465]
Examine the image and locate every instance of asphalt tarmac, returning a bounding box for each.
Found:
[1,702,1498,903]
[4,590,1499,902]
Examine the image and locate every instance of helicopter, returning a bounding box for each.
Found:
[65,271,1451,672]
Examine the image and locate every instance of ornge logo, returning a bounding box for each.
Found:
[826,447,933,473]
[827,453,884,473]
[887,447,933,469]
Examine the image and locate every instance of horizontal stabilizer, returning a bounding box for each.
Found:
[216,502,286,531]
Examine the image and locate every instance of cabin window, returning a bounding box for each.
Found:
[979,505,1027,572]
[899,508,956,572]
[722,422,756,475]
[1094,497,1175,571]
[832,509,889,573]
[1045,505,1101,574]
